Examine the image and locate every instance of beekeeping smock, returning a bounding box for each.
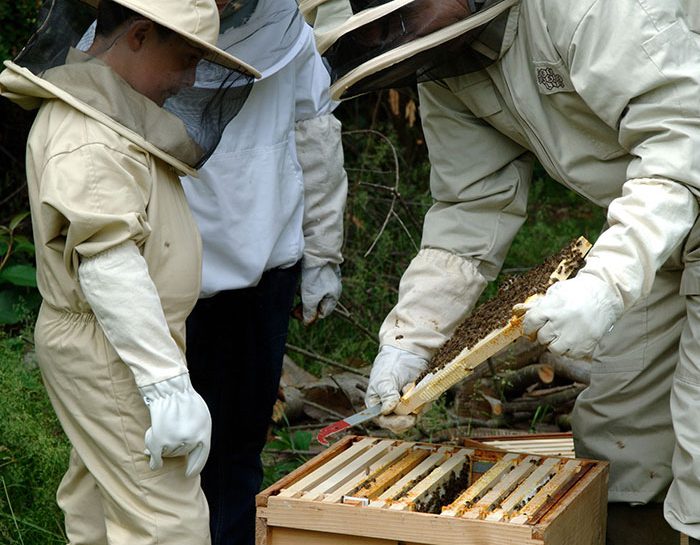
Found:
[182,0,346,315]
[0,46,215,542]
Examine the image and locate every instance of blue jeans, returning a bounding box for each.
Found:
[186,262,301,545]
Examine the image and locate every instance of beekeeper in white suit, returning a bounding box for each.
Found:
[0,0,259,543]
[306,1,700,544]
[180,1,347,544]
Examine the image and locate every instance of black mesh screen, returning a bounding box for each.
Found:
[13,0,255,169]
[14,0,96,73]
[324,0,513,99]
[164,62,253,168]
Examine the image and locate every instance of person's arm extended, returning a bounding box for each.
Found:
[520,1,700,357]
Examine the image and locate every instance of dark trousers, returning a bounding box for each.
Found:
[186,262,301,545]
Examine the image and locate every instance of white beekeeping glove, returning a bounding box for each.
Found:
[140,374,211,477]
[515,273,622,358]
[365,345,428,433]
[78,241,211,477]
[518,178,697,358]
[300,263,342,325]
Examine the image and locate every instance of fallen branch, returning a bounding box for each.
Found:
[502,384,586,414]
[499,363,554,398]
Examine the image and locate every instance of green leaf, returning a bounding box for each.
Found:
[0,290,22,324]
[0,264,38,287]
[9,211,30,232]
[12,235,35,255]
[290,430,313,451]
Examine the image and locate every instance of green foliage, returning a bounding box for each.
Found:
[1,1,39,238]
[0,1,40,62]
[261,427,314,489]
[529,404,552,434]
[0,213,40,326]
[0,334,70,545]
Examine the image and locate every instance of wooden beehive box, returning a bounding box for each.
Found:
[256,435,608,545]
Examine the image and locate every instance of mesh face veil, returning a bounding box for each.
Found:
[213,0,306,81]
[168,0,308,166]
[302,0,518,101]
[163,58,253,168]
[11,0,257,169]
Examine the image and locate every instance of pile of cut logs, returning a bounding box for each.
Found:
[450,336,590,435]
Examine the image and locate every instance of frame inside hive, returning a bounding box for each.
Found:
[269,435,596,524]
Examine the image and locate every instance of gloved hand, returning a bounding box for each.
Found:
[301,263,342,325]
[140,373,212,477]
[365,345,428,433]
[514,273,623,359]
[514,177,698,359]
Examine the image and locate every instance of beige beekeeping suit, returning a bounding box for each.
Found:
[298,0,352,38]
[682,0,700,31]
[0,51,207,545]
[400,1,700,539]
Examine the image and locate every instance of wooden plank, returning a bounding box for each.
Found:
[389,449,473,511]
[371,446,452,507]
[301,440,397,501]
[462,456,540,519]
[258,435,357,505]
[277,437,380,498]
[322,441,415,503]
[441,453,520,517]
[268,526,396,545]
[509,460,583,525]
[351,446,431,499]
[480,439,575,459]
[486,458,559,522]
[256,508,271,545]
[265,497,540,545]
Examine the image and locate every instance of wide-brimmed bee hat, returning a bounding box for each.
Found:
[300,0,519,101]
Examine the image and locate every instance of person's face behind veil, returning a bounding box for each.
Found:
[89,18,205,106]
